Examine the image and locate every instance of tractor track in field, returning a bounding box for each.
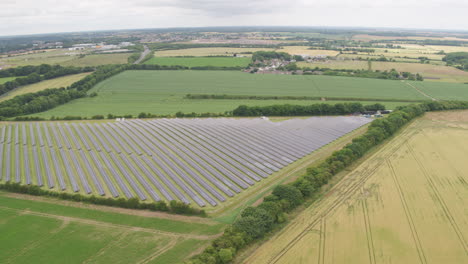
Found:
[387,159,428,264]
[0,206,222,240]
[402,81,437,101]
[137,239,180,264]
[264,125,419,264]
[408,138,468,253]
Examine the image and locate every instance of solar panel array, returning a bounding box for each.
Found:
[0,117,371,207]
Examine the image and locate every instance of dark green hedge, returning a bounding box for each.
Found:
[187,100,468,264]
[0,182,206,216]
[185,94,424,103]
[232,102,386,116]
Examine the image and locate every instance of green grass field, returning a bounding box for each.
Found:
[29,70,430,118]
[144,56,251,67]
[60,53,131,67]
[0,193,223,264]
[0,77,16,84]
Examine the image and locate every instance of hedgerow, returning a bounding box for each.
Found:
[0,182,206,216]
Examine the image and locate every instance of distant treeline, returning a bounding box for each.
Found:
[302,67,424,81]
[11,111,229,121]
[232,103,386,116]
[251,51,291,62]
[443,52,468,71]
[147,43,281,51]
[185,94,424,103]
[0,64,94,96]
[0,182,206,216]
[188,100,468,264]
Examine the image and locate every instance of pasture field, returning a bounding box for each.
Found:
[0,77,17,84]
[337,44,468,65]
[279,46,340,57]
[0,73,92,103]
[410,81,468,100]
[0,49,80,68]
[29,70,424,118]
[243,112,468,264]
[298,60,468,83]
[0,50,131,68]
[144,56,251,67]
[0,117,370,210]
[352,34,468,43]
[154,47,275,57]
[0,193,220,264]
[59,53,132,67]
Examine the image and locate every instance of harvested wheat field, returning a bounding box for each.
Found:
[243,111,468,264]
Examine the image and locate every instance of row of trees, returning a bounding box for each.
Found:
[302,67,424,81]
[443,52,468,71]
[0,64,93,96]
[251,51,291,62]
[0,182,206,216]
[185,94,423,103]
[232,103,386,116]
[9,102,388,122]
[188,100,468,264]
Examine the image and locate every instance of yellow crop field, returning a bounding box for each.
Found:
[0,72,91,102]
[243,112,468,264]
[398,44,468,54]
[279,46,340,56]
[154,47,275,57]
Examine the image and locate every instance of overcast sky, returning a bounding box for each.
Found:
[1,0,467,36]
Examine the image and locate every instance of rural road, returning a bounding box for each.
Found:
[134,45,150,64]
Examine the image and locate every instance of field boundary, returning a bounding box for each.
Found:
[0,205,220,240]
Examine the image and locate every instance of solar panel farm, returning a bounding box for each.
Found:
[0,117,371,208]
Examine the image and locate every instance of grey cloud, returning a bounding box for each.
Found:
[134,0,299,15]
[0,0,467,36]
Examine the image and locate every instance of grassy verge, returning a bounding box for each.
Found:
[0,194,224,235]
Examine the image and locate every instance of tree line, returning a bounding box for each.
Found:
[302,67,424,81]
[251,51,291,62]
[0,182,206,216]
[0,64,94,96]
[443,52,468,71]
[185,94,424,103]
[187,100,468,264]
[232,102,386,116]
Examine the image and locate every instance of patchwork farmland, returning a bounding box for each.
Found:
[30,70,438,118]
[244,112,468,264]
[0,117,371,207]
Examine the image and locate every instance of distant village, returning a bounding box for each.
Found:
[246,54,330,75]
